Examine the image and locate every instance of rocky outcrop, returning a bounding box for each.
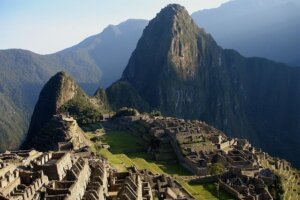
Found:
[23,71,82,147]
[22,71,102,149]
[28,114,90,151]
[107,4,300,167]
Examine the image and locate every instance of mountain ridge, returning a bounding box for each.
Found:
[192,0,300,66]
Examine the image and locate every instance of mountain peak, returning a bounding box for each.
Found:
[110,3,221,110]
[122,3,213,86]
[23,71,83,148]
[55,70,68,77]
[163,4,186,12]
[155,4,191,27]
[45,71,79,110]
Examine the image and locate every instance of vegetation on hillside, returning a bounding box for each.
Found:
[106,81,149,111]
[59,94,104,126]
[268,175,284,200]
[208,163,225,177]
[0,94,27,151]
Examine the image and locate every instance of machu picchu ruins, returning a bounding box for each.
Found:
[1,109,300,199]
[2,106,300,200]
[101,111,300,200]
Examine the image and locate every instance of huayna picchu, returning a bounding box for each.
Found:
[1,3,300,200]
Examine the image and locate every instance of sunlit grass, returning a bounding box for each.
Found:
[92,129,235,200]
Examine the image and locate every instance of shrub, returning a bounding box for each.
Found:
[113,107,139,118]
[150,110,162,117]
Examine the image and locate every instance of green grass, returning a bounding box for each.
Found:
[101,130,145,153]
[189,183,236,200]
[127,152,192,176]
[93,130,235,200]
[98,149,127,172]
[115,154,135,166]
[101,131,192,176]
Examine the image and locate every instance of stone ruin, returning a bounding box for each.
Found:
[132,116,260,175]
[0,150,110,200]
[0,149,194,200]
[27,114,90,152]
[109,167,193,200]
[111,114,283,199]
[220,170,273,200]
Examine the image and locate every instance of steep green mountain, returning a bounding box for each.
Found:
[107,4,300,167]
[23,71,107,149]
[0,94,26,150]
[0,19,147,151]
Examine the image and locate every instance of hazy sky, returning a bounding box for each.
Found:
[0,0,230,54]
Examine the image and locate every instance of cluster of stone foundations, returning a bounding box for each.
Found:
[0,149,193,200]
[111,114,291,200]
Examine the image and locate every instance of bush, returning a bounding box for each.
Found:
[150,110,162,117]
[113,107,139,118]
[268,174,284,200]
[208,163,225,176]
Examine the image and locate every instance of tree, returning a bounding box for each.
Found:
[208,163,225,176]
[150,110,162,117]
[113,107,139,118]
[208,163,225,197]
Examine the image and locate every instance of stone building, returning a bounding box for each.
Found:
[220,170,273,200]
[0,150,110,200]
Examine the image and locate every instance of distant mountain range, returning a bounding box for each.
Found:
[192,0,300,66]
[107,4,300,168]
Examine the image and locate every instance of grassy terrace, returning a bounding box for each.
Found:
[87,128,235,200]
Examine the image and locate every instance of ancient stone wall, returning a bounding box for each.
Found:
[0,170,20,196]
[219,180,243,199]
[32,152,72,181]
